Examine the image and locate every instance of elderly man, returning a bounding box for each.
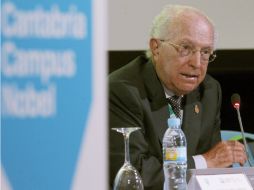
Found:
[109,4,247,189]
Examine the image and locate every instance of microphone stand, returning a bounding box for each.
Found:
[235,108,253,167]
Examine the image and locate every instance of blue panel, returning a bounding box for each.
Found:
[1,0,92,189]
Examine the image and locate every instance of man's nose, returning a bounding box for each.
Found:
[189,51,202,68]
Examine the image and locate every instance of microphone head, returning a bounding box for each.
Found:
[231,93,241,109]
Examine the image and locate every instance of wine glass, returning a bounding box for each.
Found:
[112,127,144,190]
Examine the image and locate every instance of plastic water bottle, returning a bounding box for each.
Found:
[163,117,187,190]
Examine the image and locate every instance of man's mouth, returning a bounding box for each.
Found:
[181,73,199,79]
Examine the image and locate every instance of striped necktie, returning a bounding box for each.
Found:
[167,95,183,119]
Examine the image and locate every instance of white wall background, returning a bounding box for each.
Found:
[109,0,254,50]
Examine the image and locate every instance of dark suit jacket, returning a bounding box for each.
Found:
[109,55,222,190]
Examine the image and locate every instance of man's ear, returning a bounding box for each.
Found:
[149,38,160,57]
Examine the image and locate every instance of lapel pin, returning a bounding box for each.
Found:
[194,104,199,114]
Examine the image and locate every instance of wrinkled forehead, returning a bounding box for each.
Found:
[168,12,215,46]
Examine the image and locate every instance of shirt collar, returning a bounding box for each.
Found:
[163,84,184,100]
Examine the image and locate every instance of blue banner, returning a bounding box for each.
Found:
[1,0,93,189]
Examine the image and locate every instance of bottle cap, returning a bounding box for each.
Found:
[167,117,180,127]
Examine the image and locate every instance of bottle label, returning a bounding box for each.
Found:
[163,147,187,162]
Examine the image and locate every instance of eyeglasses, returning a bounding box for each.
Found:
[159,40,216,63]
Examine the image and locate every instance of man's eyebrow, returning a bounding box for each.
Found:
[177,40,194,45]
[179,40,214,49]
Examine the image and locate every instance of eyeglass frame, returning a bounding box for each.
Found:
[159,39,217,63]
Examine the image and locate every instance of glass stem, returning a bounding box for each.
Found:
[124,132,130,164]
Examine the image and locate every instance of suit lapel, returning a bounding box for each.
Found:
[142,60,169,145]
[142,59,167,110]
[182,89,202,155]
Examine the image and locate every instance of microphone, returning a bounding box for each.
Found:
[231,93,252,166]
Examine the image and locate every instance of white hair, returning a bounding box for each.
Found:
[146,4,218,58]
